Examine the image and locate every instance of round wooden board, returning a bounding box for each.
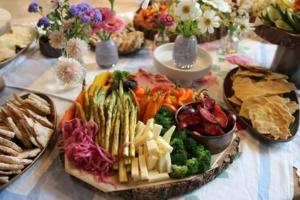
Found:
[63,136,240,200]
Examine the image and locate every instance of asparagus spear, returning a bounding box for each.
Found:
[119,159,128,183]
[123,96,130,157]
[112,104,121,156]
[82,79,90,120]
[129,101,137,157]
[104,92,117,150]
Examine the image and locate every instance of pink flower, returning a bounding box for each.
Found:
[99,7,113,21]
[160,13,174,27]
[101,16,125,33]
[91,7,114,34]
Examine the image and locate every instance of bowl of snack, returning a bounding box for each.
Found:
[153,43,212,85]
[175,92,236,154]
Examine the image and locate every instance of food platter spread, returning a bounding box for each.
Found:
[60,69,240,199]
[0,93,56,189]
[223,65,299,143]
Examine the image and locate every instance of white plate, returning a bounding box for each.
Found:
[153,43,212,85]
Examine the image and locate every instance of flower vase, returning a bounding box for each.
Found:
[222,32,240,55]
[39,35,62,58]
[173,35,197,70]
[95,39,119,68]
[154,30,170,47]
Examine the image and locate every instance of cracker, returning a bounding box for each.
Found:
[0,136,23,152]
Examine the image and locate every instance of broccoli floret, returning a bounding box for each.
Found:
[171,130,188,141]
[171,150,188,165]
[154,108,175,135]
[194,147,211,173]
[170,138,185,152]
[184,137,198,156]
[186,158,200,175]
[169,165,188,179]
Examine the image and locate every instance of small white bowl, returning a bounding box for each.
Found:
[153,43,212,85]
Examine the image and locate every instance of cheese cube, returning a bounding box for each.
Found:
[147,155,159,170]
[158,153,168,173]
[138,154,149,180]
[146,140,159,156]
[153,124,162,138]
[135,121,145,139]
[156,136,173,154]
[131,157,140,181]
[165,153,172,173]
[148,172,170,183]
[162,125,176,143]
[135,131,154,147]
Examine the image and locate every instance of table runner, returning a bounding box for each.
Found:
[0,38,298,200]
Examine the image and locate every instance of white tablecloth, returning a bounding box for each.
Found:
[0,38,299,200]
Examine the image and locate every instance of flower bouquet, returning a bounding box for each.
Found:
[28,0,100,87]
[91,7,125,68]
[28,0,101,58]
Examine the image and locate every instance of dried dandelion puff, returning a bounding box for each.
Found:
[49,30,65,49]
[55,57,85,86]
[65,38,88,60]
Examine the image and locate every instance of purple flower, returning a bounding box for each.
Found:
[28,2,39,13]
[77,3,91,13]
[80,14,90,24]
[69,5,79,16]
[37,17,51,27]
[92,9,102,23]
[160,13,175,27]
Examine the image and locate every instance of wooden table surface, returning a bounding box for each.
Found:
[0,0,299,199]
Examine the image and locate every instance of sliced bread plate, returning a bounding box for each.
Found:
[223,66,299,143]
[0,92,57,189]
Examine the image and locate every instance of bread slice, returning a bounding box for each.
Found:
[25,109,53,129]
[17,148,41,159]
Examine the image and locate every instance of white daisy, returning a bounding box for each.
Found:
[55,57,84,85]
[49,30,65,49]
[202,0,231,13]
[236,18,254,36]
[65,38,88,60]
[198,10,221,34]
[176,0,202,21]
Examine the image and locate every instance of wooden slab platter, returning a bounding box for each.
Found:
[0,93,57,189]
[223,67,299,143]
[63,135,240,200]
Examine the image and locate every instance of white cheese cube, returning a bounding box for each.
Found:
[138,154,149,180]
[158,153,168,173]
[148,172,170,183]
[156,136,173,154]
[146,140,159,156]
[135,131,154,147]
[162,125,176,144]
[147,155,159,170]
[153,124,162,138]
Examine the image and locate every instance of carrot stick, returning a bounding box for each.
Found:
[60,92,84,128]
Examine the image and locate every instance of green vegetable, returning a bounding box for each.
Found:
[170,138,185,152]
[171,150,187,165]
[113,70,130,81]
[186,158,200,175]
[193,146,211,173]
[171,130,188,141]
[154,107,175,135]
[170,165,188,179]
[184,137,198,157]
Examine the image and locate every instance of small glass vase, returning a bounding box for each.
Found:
[95,39,119,68]
[54,57,86,88]
[154,29,170,47]
[222,32,240,55]
[172,35,197,70]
